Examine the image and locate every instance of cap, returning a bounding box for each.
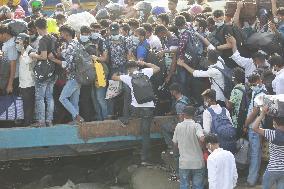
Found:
[16,33,30,41]
[189,4,203,16]
[109,22,119,32]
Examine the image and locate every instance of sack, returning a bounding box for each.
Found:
[6,19,27,36]
[0,57,10,91]
[105,80,122,99]
[73,43,95,85]
[132,72,155,104]
[33,60,55,82]
[93,61,107,88]
[208,107,237,152]
[235,138,250,169]
[213,61,234,99]
[0,95,24,120]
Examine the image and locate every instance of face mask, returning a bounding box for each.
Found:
[273,17,279,24]
[91,32,102,40]
[193,26,198,31]
[207,144,213,154]
[28,7,32,13]
[215,21,224,27]
[55,11,64,16]
[178,29,186,33]
[129,30,133,35]
[111,34,120,41]
[16,44,24,52]
[272,67,278,75]
[251,84,261,91]
[132,36,140,45]
[80,35,89,43]
[204,101,209,108]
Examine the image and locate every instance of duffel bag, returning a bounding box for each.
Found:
[0,95,24,120]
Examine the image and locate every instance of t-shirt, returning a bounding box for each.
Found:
[120,68,155,108]
[19,46,35,88]
[172,119,205,169]
[38,35,52,54]
[264,129,284,172]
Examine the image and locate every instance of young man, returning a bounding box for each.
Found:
[205,134,238,189]
[29,17,56,127]
[142,23,162,50]
[0,25,18,95]
[134,27,149,61]
[252,106,284,189]
[161,83,189,151]
[167,0,179,26]
[157,13,170,27]
[48,25,84,125]
[177,50,226,106]
[112,60,160,165]
[270,55,284,94]
[244,72,267,187]
[173,106,205,189]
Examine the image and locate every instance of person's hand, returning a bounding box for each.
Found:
[225,35,236,47]
[165,75,171,84]
[157,51,164,58]
[236,1,244,10]
[177,59,186,67]
[6,83,13,94]
[137,60,146,67]
[92,55,99,62]
[48,53,55,60]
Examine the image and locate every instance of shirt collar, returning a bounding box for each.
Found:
[276,68,284,76]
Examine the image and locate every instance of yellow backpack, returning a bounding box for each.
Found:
[93,61,107,88]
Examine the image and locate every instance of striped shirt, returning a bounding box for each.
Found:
[264,129,284,172]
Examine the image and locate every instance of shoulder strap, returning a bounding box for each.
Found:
[221,107,227,115]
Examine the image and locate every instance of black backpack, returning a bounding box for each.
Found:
[184,30,201,69]
[33,35,57,82]
[131,72,155,104]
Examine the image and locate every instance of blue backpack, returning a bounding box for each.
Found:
[208,107,237,153]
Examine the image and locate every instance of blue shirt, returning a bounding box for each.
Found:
[136,40,149,61]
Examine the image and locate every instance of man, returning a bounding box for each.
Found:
[155,25,179,83]
[243,72,267,187]
[270,55,284,94]
[29,17,56,127]
[0,25,18,95]
[227,35,270,80]
[205,134,238,189]
[112,60,160,165]
[48,25,84,125]
[167,0,179,26]
[161,83,189,151]
[173,106,205,189]
[201,89,236,153]
[275,7,284,39]
[55,13,66,28]
[134,27,149,61]
[177,50,226,106]
[142,23,162,50]
[157,13,170,28]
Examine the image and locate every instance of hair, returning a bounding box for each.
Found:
[34,17,47,30]
[194,13,207,20]
[126,60,138,70]
[135,27,146,37]
[168,0,178,5]
[201,89,216,101]
[276,7,284,16]
[204,134,219,144]
[269,55,284,68]
[206,16,215,26]
[157,13,170,26]
[174,15,186,28]
[142,23,153,33]
[80,26,91,34]
[120,23,131,33]
[207,50,220,64]
[59,25,75,38]
[233,67,245,84]
[0,24,13,35]
[179,12,193,22]
[169,83,182,93]
[154,24,167,35]
[195,17,207,30]
[247,72,261,84]
[90,23,102,30]
[99,19,111,28]
[55,13,66,21]
[128,18,140,29]
[252,52,267,62]
[213,10,224,18]
[182,106,196,117]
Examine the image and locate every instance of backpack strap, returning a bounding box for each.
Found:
[207,107,217,134]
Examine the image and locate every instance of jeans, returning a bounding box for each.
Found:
[132,107,154,162]
[179,168,205,189]
[161,122,175,149]
[177,67,190,97]
[59,79,81,119]
[91,86,108,121]
[263,170,284,189]
[35,79,55,123]
[247,128,262,185]
[20,87,35,126]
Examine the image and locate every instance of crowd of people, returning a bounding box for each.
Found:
[0,0,284,188]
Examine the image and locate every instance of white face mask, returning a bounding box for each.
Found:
[91,32,102,40]
[272,67,278,75]
[204,101,209,108]
[274,17,279,24]
[16,43,24,52]
[55,11,64,16]
[215,21,224,27]
[208,144,213,154]
[80,35,90,43]
[132,36,140,45]
[193,26,198,31]
[111,34,120,41]
[178,29,186,33]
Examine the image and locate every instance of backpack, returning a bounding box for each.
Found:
[0,55,10,91]
[184,30,201,69]
[131,72,155,104]
[73,43,95,85]
[212,61,234,100]
[33,35,56,82]
[207,107,237,153]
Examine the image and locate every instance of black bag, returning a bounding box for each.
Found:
[0,56,10,91]
[2,19,27,36]
[131,72,155,104]
[73,43,95,85]
[184,30,201,69]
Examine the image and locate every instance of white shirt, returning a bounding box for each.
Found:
[172,119,205,169]
[207,148,238,189]
[272,68,284,94]
[19,46,35,88]
[193,60,225,102]
[120,68,155,108]
[147,35,162,50]
[2,37,19,78]
[203,104,232,134]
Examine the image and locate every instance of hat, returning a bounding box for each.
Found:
[95,8,110,20]
[109,22,119,32]
[188,4,203,16]
[16,33,30,41]
[151,6,167,16]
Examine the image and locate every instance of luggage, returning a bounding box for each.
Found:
[132,72,155,104]
[235,138,250,169]
[225,1,257,18]
[5,19,28,36]
[0,56,10,92]
[33,60,55,82]
[0,95,24,120]
[105,80,122,99]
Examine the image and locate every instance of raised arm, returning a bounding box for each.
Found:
[233,1,243,28]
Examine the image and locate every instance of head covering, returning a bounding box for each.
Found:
[151,6,167,16]
[188,4,203,16]
[16,33,30,41]
[14,6,25,19]
[95,8,110,20]
[109,22,119,32]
